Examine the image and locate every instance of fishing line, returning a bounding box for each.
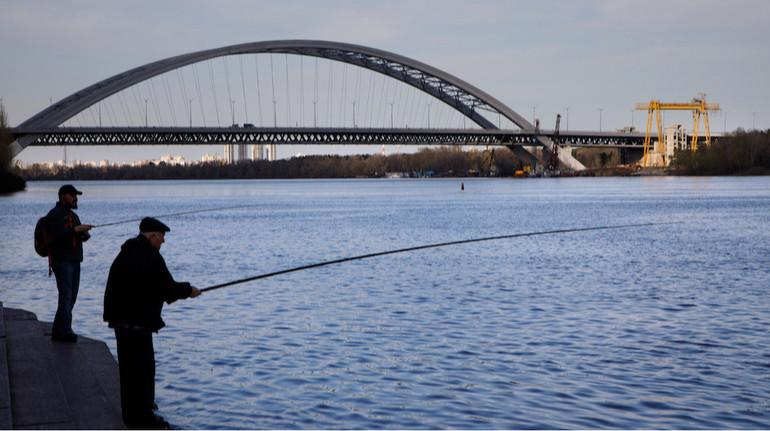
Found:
[91,203,262,228]
[200,222,668,294]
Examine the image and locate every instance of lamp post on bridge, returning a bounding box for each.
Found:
[599,108,603,132]
[230,100,236,126]
[273,99,278,127]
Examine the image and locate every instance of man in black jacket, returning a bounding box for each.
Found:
[46,184,93,342]
[103,217,200,429]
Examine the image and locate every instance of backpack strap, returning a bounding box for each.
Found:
[45,220,53,276]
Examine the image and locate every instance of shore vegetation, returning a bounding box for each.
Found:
[0,105,27,193]
[672,129,770,175]
[20,147,521,180]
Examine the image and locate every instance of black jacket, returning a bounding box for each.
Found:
[103,234,192,332]
[46,202,89,262]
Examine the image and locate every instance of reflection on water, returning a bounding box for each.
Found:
[2,177,770,429]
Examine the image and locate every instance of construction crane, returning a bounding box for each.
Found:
[635,93,720,167]
[546,114,561,172]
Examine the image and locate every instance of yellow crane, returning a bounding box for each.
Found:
[635,94,720,167]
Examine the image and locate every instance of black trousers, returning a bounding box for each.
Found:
[114,327,156,426]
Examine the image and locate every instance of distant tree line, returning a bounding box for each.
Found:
[0,105,27,193]
[672,129,770,175]
[21,147,524,181]
[20,131,767,182]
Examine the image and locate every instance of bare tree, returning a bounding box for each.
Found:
[0,104,10,170]
[0,104,27,192]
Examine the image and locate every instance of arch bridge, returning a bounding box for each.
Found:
[10,40,649,169]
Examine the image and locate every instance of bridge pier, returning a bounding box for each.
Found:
[7,141,24,160]
[509,140,586,172]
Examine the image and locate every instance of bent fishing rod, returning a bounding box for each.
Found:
[200,222,668,294]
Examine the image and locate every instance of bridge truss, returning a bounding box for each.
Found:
[14,127,656,148]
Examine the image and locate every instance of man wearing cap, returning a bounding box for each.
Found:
[103,217,201,429]
[46,184,93,342]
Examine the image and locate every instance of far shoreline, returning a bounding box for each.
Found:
[15,170,770,184]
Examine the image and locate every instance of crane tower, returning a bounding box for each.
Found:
[635,94,720,167]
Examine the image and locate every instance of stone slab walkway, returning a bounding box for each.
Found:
[0,302,124,429]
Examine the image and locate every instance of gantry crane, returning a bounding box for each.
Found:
[635,94,720,167]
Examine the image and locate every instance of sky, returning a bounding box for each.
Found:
[1,0,769,165]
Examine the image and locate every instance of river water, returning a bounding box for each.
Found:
[1,177,769,429]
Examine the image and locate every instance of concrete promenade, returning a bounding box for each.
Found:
[0,301,125,429]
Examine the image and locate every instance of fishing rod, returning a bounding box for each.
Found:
[200,222,666,294]
[91,203,262,228]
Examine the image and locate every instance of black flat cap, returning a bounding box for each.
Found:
[139,217,171,233]
[58,184,83,196]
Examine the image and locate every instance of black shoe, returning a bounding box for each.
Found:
[148,414,171,430]
[125,413,170,430]
[51,333,78,343]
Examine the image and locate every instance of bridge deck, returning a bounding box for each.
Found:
[11,126,714,148]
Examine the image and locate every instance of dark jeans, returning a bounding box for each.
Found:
[51,260,80,336]
[114,327,156,427]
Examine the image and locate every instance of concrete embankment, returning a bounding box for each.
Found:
[0,301,124,429]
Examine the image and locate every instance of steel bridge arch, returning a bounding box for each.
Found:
[13,41,528,143]
[11,40,584,169]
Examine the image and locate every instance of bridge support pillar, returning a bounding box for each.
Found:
[8,140,25,159]
[509,140,586,172]
[546,140,585,171]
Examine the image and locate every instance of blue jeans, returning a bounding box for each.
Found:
[51,260,80,336]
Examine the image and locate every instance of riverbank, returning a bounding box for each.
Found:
[671,129,770,175]
[0,171,26,194]
[15,162,770,182]
[0,302,124,429]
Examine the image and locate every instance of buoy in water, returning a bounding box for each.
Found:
[461,182,464,191]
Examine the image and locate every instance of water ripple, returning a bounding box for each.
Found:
[2,178,770,428]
